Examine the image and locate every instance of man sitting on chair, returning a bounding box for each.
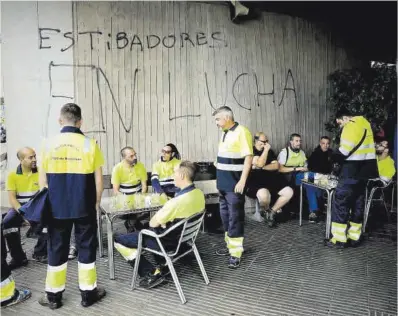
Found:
[114,161,205,289]
[375,140,396,184]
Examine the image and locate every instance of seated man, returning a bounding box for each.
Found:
[151,143,181,198]
[114,161,205,289]
[112,146,148,232]
[246,132,293,227]
[278,133,308,186]
[375,140,396,184]
[3,147,48,269]
[306,136,334,222]
[1,230,31,307]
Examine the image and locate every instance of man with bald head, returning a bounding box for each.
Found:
[111,146,148,232]
[3,147,48,270]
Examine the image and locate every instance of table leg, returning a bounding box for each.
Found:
[97,209,104,258]
[326,190,333,240]
[299,184,303,226]
[106,216,115,280]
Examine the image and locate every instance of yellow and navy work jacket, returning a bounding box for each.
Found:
[337,116,378,179]
[111,161,147,195]
[151,158,181,193]
[41,126,104,219]
[153,184,205,246]
[377,155,396,183]
[6,165,39,205]
[216,122,253,192]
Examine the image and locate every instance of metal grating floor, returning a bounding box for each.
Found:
[2,212,397,316]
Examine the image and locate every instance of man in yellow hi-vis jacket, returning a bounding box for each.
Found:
[326,108,378,248]
[39,103,106,309]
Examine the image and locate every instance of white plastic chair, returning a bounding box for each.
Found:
[363,179,395,232]
[131,211,210,304]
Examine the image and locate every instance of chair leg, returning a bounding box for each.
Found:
[165,256,186,304]
[131,236,143,290]
[363,188,376,233]
[192,244,210,285]
[251,199,264,222]
[381,191,391,222]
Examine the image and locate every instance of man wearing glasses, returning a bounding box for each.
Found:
[151,143,181,198]
[246,132,293,227]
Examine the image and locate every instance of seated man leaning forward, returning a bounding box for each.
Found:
[114,160,205,289]
[246,132,293,227]
[111,146,148,232]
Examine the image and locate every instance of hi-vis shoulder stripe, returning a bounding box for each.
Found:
[84,137,91,153]
[217,163,244,171]
[347,153,376,161]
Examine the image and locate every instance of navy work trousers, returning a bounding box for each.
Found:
[332,178,367,224]
[219,191,245,238]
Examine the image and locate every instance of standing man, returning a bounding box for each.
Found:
[4,147,48,268]
[326,108,378,248]
[213,106,253,268]
[39,103,106,309]
[112,146,148,232]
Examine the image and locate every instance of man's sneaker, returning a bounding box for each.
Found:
[309,212,318,223]
[38,294,63,310]
[228,256,240,269]
[1,289,31,307]
[215,247,229,256]
[8,257,28,270]
[32,254,48,264]
[324,239,347,249]
[139,269,166,289]
[81,286,106,308]
[68,247,77,260]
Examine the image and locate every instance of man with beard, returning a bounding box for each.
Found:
[278,133,308,186]
[111,146,148,232]
[326,108,378,248]
[375,140,396,184]
[3,147,48,269]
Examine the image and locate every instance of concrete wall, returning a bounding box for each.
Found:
[2,1,74,172]
[2,1,356,180]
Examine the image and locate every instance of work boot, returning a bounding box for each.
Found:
[32,253,48,264]
[139,267,169,289]
[81,286,106,307]
[228,256,240,269]
[324,239,347,249]
[38,294,63,310]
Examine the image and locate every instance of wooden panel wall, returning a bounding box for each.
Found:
[73,1,354,174]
